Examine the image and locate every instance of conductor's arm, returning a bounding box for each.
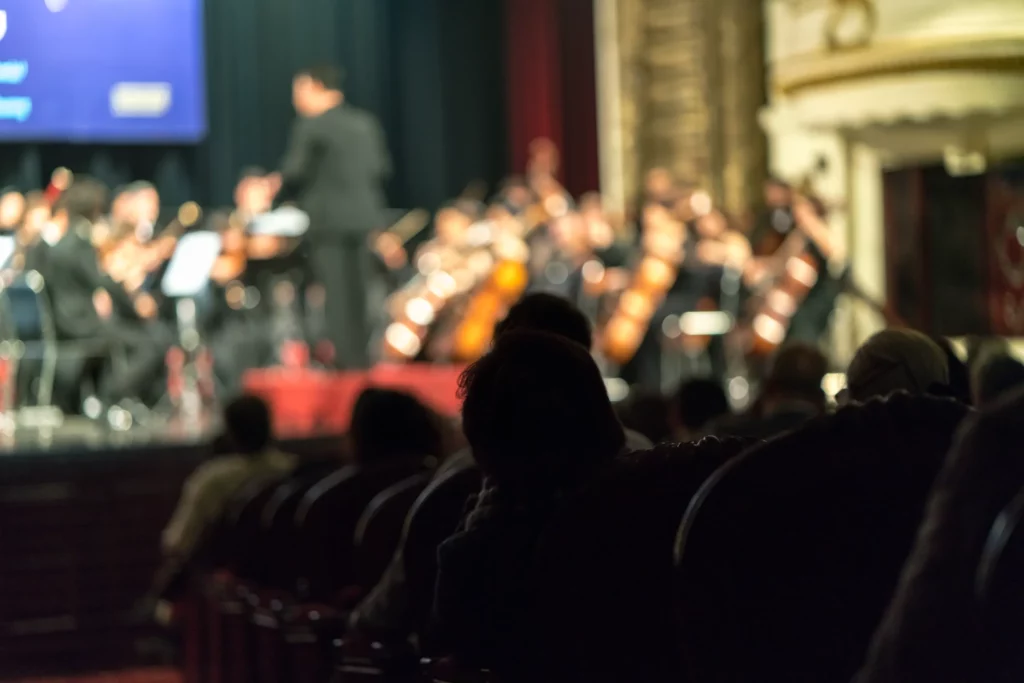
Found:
[277,116,316,202]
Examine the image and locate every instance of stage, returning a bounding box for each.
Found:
[0,363,464,678]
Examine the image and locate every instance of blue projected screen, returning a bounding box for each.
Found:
[0,0,206,142]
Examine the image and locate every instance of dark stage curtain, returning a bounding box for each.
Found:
[0,0,506,215]
[504,0,599,198]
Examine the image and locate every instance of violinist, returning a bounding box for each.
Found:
[13,191,52,273]
[46,177,174,409]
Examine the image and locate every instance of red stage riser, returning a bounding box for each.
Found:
[243,364,466,436]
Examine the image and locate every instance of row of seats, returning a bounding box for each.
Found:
[177,452,480,683]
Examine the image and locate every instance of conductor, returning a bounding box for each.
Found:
[271,64,392,369]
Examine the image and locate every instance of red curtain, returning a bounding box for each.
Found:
[559,0,600,196]
[504,0,599,197]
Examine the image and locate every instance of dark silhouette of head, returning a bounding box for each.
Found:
[493,292,592,349]
[616,391,672,445]
[223,394,273,455]
[674,378,730,437]
[761,342,828,413]
[929,334,971,404]
[973,353,1024,408]
[459,331,624,498]
[847,329,949,402]
[350,388,442,463]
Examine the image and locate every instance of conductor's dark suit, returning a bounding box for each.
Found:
[278,104,391,369]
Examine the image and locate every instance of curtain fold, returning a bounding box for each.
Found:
[559,0,600,197]
[504,0,565,179]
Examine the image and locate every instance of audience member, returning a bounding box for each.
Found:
[715,342,826,438]
[971,352,1024,408]
[672,377,730,440]
[931,334,972,404]
[433,331,625,671]
[845,329,949,402]
[161,395,296,559]
[493,291,592,349]
[676,392,970,683]
[349,292,632,646]
[349,388,444,463]
[615,390,672,444]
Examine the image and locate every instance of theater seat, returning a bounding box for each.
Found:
[294,457,431,602]
[353,472,432,589]
[977,486,1024,683]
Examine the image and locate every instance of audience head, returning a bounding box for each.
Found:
[493,292,592,349]
[973,352,1024,407]
[846,329,949,403]
[293,63,344,116]
[761,342,828,413]
[931,334,972,404]
[673,378,730,438]
[459,331,624,498]
[349,388,442,463]
[616,391,673,445]
[222,394,273,455]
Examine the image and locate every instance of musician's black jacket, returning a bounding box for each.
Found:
[278,104,391,241]
[46,222,136,339]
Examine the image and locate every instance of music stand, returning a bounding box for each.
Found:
[162,231,224,299]
[160,231,223,424]
[0,235,16,270]
[249,206,310,237]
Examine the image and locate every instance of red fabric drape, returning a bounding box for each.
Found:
[559,0,600,196]
[505,0,565,180]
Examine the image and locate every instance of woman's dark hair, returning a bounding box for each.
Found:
[223,394,273,455]
[349,388,443,462]
[493,292,592,349]
[459,331,624,497]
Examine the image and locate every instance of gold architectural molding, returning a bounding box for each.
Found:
[774,35,1024,94]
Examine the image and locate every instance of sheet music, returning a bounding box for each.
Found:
[161,231,223,298]
[0,235,16,269]
[248,206,310,237]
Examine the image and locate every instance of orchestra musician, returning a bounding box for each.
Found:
[0,188,25,232]
[747,178,841,346]
[45,177,174,409]
[270,63,392,370]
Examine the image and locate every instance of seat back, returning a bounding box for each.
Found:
[295,457,429,601]
[526,439,749,683]
[402,454,481,650]
[674,394,970,683]
[259,460,341,590]
[220,475,288,579]
[0,272,49,344]
[353,472,432,589]
[977,486,1024,682]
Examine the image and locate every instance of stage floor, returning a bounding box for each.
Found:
[0,414,217,454]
